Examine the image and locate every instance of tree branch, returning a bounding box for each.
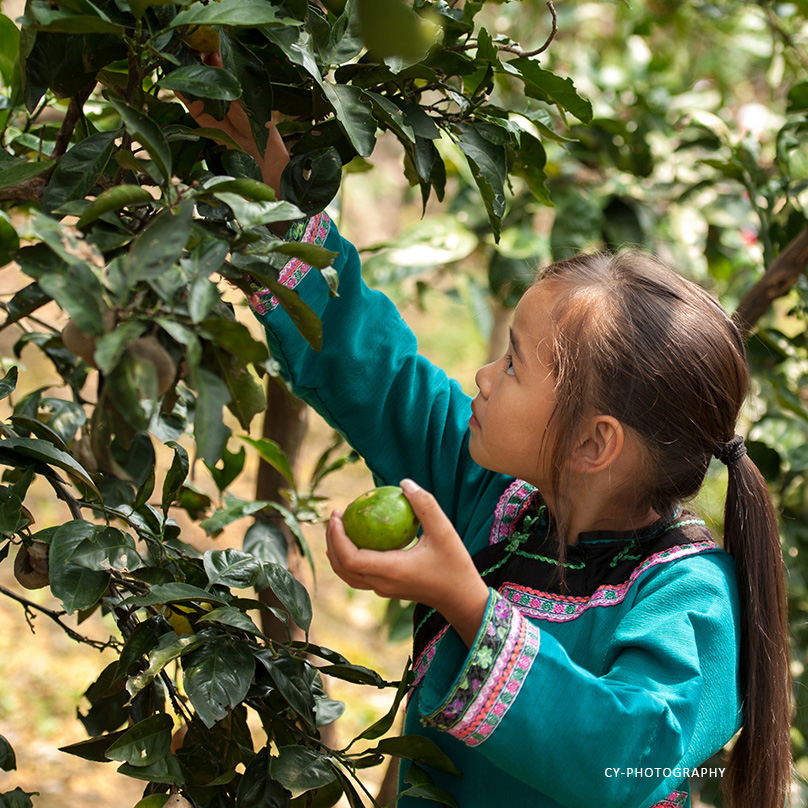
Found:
[732,226,808,339]
[498,1,558,58]
[0,582,119,651]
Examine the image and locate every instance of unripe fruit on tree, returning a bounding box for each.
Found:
[13,541,50,590]
[342,486,420,551]
[61,319,97,366]
[72,436,98,474]
[164,792,194,808]
[127,336,177,396]
[180,26,220,52]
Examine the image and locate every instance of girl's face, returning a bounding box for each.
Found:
[469,284,558,489]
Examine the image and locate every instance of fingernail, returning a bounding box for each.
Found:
[331,509,343,519]
[400,478,419,494]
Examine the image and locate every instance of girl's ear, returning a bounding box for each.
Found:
[570,415,625,474]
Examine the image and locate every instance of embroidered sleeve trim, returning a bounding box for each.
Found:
[651,790,688,808]
[489,479,537,545]
[421,592,540,747]
[500,539,718,623]
[249,212,332,315]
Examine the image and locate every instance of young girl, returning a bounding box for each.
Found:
[186,97,792,808]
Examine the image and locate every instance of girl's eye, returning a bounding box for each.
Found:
[503,354,515,375]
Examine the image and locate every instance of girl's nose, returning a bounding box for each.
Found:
[475,361,495,397]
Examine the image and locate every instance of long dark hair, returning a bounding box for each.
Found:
[535,249,791,808]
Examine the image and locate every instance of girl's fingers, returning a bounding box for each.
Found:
[400,478,453,537]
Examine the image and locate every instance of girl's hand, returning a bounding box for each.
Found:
[326,479,490,647]
[179,51,290,197]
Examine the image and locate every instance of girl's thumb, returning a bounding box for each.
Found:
[400,478,447,528]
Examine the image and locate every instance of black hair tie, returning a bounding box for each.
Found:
[715,434,747,466]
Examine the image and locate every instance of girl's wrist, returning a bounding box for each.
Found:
[437,579,491,648]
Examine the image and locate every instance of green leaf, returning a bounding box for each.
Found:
[204,177,278,201]
[171,0,301,27]
[68,525,141,572]
[203,548,262,589]
[260,563,312,632]
[126,201,193,282]
[191,366,232,466]
[0,787,37,808]
[0,436,100,497]
[0,211,20,269]
[322,83,375,157]
[43,130,117,215]
[202,317,269,364]
[219,31,273,154]
[107,96,172,183]
[454,123,506,240]
[183,639,255,727]
[159,64,241,101]
[116,754,184,785]
[256,652,316,723]
[504,57,592,123]
[357,659,411,741]
[161,440,189,513]
[366,91,415,143]
[0,734,16,771]
[237,748,291,808]
[0,14,20,88]
[196,606,263,636]
[515,131,551,206]
[105,714,173,767]
[0,367,18,403]
[399,762,458,807]
[280,148,342,217]
[121,582,228,608]
[93,320,147,375]
[106,351,159,433]
[76,184,153,228]
[58,729,128,762]
[127,632,204,698]
[246,266,322,351]
[27,0,120,33]
[239,435,295,487]
[0,160,54,192]
[368,735,461,776]
[48,520,111,614]
[269,746,335,798]
[268,241,338,270]
[213,192,301,229]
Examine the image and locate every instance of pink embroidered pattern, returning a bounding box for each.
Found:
[489,479,536,545]
[249,212,331,315]
[651,790,689,808]
[448,602,540,747]
[500,540,718,623]
[413,624,449,689]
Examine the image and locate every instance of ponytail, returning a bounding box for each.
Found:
[722,452,792,808]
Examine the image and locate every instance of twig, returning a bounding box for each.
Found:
[47,476,84,521]
[732,225,808,338]
[0,582,119,651]
[762,5,808,71]
[497,1,558,58]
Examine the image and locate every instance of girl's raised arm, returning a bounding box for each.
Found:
[184,91,509,538]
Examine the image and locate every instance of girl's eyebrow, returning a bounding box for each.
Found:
[508,326,523,363]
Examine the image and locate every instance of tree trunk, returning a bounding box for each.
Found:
[255,374,308,642]
[732,226,808,338]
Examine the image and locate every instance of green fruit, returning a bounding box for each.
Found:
[342,486,420,551]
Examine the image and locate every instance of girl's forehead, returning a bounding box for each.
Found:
[513,284,557,360]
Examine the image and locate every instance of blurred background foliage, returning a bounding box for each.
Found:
[0,0,807,805]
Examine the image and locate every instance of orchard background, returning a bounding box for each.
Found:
[0,0,807,807]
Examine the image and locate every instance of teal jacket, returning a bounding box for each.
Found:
[250,213,742,808]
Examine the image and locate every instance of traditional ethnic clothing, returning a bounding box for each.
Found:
[248,212,742,808]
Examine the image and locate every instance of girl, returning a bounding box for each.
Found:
[186,98,792,808]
